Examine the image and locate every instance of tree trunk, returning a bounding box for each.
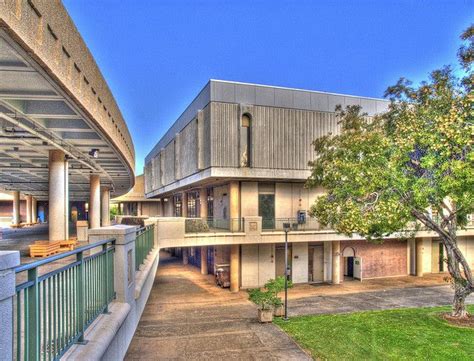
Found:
[452,285,469,318]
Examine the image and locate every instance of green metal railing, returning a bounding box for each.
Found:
[14,239,116,361]
[135,224,154,270]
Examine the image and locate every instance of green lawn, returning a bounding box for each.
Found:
[274,306,474,361]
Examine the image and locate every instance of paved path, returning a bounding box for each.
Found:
[126,252,474,360]
[125,253,311,361]
[289,284,474,317]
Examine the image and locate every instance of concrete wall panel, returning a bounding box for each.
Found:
[258,244,275,285]
[241,244,259,288]
[241,182,258,217]
[292,242,309,283]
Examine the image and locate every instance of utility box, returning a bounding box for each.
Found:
[297,210,306,224]
[76,220,89,242]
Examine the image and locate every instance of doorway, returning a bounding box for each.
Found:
[275,244,292,279]
[308,245,324,282]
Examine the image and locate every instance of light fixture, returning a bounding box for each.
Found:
[88,148,99,158]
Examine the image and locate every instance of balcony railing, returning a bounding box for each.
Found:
[263,217,326,231]
[14,238,115,361]
[185,218,243,233]
[135,224,155,270]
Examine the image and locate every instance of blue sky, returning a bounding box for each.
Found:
[63,0,473,174]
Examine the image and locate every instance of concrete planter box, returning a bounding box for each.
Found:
[273,305,284,317]
[258,309,273,323]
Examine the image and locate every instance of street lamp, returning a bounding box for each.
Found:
[283,221,291,321]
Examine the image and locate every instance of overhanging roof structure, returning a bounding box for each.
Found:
[0,1,135,201]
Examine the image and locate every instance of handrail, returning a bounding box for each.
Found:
[14,238,116,360]
[14,238,116,273]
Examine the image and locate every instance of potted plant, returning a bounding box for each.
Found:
[248,288,275,323]
[265,276,293,317]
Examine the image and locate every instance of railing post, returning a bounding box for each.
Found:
[27,267,40,360]
[89,225,137,304]
[0,251,20,361]
[102,243,109,313]
[76,250,86,344]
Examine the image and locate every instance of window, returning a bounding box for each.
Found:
[207,188,214,219]
[240,113,252,167]
[187,191,199,218]
[173,195,182,217]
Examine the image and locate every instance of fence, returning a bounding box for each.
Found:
[14,239,115,361]
[135,224,154,270]
[263,217,325,231]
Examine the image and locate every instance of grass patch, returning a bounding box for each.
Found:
[274,306,474,360]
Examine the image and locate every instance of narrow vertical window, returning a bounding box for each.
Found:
[240,113,251,167]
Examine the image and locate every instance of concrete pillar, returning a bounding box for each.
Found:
[26,195,32,224]
[101,187,110,227]
[332,241,341,284]
[88,225,136,304]
[200,246,208,275]
[89,174,100,229]
[230,244,240,292]
[32,197,37,223]
[199,188,208,220]
[12,191,20,225]
[182,247,189,265]
[49,150,69,241]
[181,192,188,217]
[229,181,240,231]
[416,238,424,277]
[0,251,20,361]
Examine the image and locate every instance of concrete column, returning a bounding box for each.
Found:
[89,174,101,229]
[32,197,37,223]
[49,150,69,241]
[101,187,110,227]
[0,251,20,361]
[332,241,341,284]
[416,238,424,277]
[182,247,189,265]
[181,192,188,217]
[229,181,240,231]
[12,191,20,225]
[200,246,208,275]
[230,244,240,292]
[199,188,208,220]
[88,225,136,304]
[26,195,32,224]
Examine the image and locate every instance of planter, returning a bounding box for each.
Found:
[273,305,284,317]
[258,308,274,323]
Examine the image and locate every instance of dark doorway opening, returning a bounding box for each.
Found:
[346,256,354,278]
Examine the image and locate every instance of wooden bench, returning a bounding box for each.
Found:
[59,239,77,251]
[29,241,61,258]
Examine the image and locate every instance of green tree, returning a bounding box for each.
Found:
[307,25,474,318]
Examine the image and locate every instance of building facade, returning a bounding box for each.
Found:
[144,80,474,290]
[112,175,161,217]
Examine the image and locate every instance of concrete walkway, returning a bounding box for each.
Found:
[289,284,474,317]
[125,253,311,360]
[126,252,474,360]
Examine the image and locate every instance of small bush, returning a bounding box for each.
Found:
[185,218,210,233]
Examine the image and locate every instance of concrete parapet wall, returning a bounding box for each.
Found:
[0,0,134,173]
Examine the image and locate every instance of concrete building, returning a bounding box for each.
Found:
[144,80,474,290]
[0,1,135,239]
[112,175,161,217]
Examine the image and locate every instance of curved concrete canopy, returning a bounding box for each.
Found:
[0,2,135,201]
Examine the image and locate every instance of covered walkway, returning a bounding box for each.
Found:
[125,252,311,360]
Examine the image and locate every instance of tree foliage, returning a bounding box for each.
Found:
[307,25,474,317]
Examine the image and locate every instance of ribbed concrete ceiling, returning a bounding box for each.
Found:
[0,32,132,201]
